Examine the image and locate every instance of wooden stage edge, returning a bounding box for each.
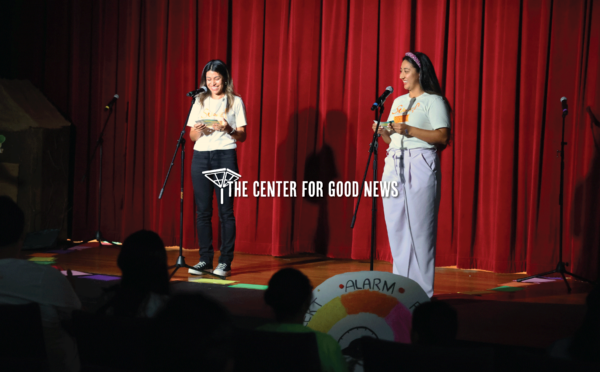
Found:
[24,242,595,349]
[38,242,590,304]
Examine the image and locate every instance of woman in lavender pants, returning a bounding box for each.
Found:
[373,52,450,297]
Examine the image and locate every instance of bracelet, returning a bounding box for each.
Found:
[229,127,236,135]
[404,128,409,135]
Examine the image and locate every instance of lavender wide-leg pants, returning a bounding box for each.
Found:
[381,147,441,298]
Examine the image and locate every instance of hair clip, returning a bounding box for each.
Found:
[405,52,421,68]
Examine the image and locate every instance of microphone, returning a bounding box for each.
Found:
[561,97,568,116]
[187,86,208,97]
[104,94,119,111]
[371,86,393,111]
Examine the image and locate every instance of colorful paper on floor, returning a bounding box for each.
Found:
[45,249,75,254]
[67,246,95,251]
[458,290,496,296]
[32,261,54,265]
[29,253,58,257]
[76,242,116,246]
[489,286,524,292]
[80,274,120,281]
[229,284,268,290]
[189,278,238,285]
[498,282,537,287]
[517,277,559,284]
[61,270,92,277]
[28,257,56,262]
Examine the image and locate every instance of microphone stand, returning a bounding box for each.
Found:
[159,93,225,280]
[516,107,594,291]
[351,104,385,271]
[80,104,117,247]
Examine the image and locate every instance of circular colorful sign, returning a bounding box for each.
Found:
[304,271,429,349]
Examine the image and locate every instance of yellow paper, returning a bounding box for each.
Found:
[28,257,56,262]
[188,278,238,285]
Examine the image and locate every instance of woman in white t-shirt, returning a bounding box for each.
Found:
[187,60,247,277]
[372,52,450,297]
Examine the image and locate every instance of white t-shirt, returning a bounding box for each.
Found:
[0,258,82,371]
[186,95,247,151]
[386,92,450,149]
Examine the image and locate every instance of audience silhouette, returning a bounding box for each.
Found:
[150,293,234,372]
[4,193,596,371]
[259,268,348,372]
[98,229,170,318]
[411,300,458,346]
[569,285,600,362]
[0,196,81,372]
[548,285,600,363]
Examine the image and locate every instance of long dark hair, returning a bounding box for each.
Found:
[197,59,238,113]
[403,52,451,112]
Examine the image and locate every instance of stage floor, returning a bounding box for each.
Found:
[26,244,593,349]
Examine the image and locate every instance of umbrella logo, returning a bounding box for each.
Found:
[202,168,242,204]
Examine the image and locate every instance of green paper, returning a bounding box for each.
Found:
[28,257,56,262]
[229,284,268,290]
[488,286,524,292]
[32,261,54,265]
[189,278,238,285]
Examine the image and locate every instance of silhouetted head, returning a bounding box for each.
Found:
[0,196,25,258]
[264,268,313,323]
[569,285,600,362]
[117,230,169,295]
[150,294,234,372]
[411,300,458,346]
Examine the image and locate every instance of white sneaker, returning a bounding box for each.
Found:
[213,263,231,277]
[188,261,213,275]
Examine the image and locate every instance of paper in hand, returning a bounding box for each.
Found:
[199,119,220,128]
[196,119,220,135]
[374,120,393,132]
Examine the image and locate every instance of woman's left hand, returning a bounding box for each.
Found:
[391,122,413,137]
[217,118,232,133]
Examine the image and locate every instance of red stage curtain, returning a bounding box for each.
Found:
[4,0,600,279]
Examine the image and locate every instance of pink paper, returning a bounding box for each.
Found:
[517,278,558,283]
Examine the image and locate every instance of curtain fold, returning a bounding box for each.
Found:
[5,0,600,279]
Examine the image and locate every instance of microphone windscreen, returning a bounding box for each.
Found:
[114,94,119,99]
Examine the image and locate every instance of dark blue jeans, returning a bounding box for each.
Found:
[191,149,239,266]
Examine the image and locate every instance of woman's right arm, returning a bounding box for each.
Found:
[187,98,203,141]
[190,126,202,141]
[190,121,207,141]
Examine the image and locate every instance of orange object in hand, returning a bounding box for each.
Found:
[394,114,409,123]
